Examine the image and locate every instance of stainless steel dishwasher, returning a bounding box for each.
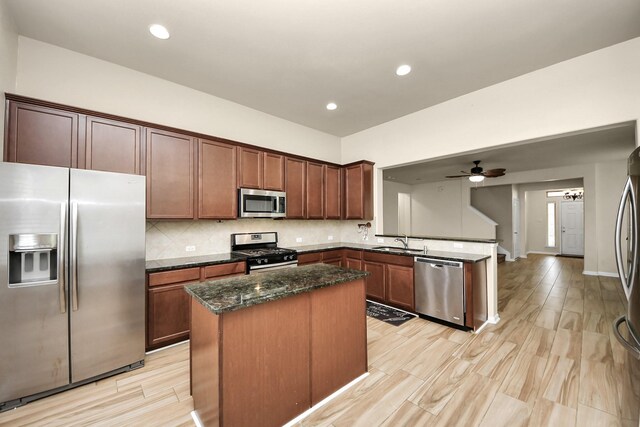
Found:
[414,257,465,326]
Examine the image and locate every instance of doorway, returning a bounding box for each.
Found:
[560,201,584,256]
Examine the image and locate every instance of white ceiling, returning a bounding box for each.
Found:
[5,0,640,137]
[383,123,636,184]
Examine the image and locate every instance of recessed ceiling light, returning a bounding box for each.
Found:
[149,24,170,40]
[396,64,412,76]
[326,103,337,111]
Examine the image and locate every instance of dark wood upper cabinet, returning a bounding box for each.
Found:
[263,152,285,191]
[146,128,196,219]
[199,139,237,219]
[344,161,374,220]
[306,161,324,219]
[237,147,263,189]
[285,157,306,219]
[324,165,341,219]
[4,96,377,223]
[85,116,142,175]
[5,101,79,168]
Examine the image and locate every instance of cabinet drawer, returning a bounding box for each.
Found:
[202,262,246,279]
[322,249,344,261]
[298,252,323,265]
[343,249,362,260]
[362,251,413,267]
[148,267,201,287]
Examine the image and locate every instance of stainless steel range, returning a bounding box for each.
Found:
[231,232,297,274]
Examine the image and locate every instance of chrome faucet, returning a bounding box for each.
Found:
[394,235,409,250]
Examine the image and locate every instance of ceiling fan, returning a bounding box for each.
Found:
[446,160,506,182]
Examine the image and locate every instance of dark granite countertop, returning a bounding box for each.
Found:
[185,264,369,314]
[145,253,247,273]
[146,240,492,273]
[286,242,491,263]
[375,234,499,244]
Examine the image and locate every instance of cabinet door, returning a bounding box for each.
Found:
[237,147,263,189]
[386,264,415,312]
[306,161,325,219]
[6,102,79,167]
[85,116,142,174]
[146,128,196,219]
[285,157,306,219]
[263,152,285,191]
[345,257,363,270]
[199,139,237,219]
[325,165,341,219]
[147,283,191,349]
[363,261,385,302]
[344,162,373,220]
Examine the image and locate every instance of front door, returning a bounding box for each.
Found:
[561,201,584,256]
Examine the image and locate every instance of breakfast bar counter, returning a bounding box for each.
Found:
[185,264,369,427]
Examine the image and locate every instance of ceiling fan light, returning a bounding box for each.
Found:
[469,175,485,183]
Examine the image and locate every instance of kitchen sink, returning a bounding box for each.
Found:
[372,246,423,254]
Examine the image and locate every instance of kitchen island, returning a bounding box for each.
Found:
[185,264,369,427]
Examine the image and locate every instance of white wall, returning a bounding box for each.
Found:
[383,180,412,234]
[0,1,18,153]
[595,160,628,275]
[471,185,513,254]
[411,179,463,237]
[14,37,342,163]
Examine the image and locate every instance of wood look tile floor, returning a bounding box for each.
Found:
[1,255,639,426]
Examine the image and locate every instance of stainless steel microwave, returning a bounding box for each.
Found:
[238,188,286,218]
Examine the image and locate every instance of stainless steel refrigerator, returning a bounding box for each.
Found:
[0,162,146,410]
[613,146,640,359]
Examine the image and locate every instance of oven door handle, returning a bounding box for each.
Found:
[250,260,298,272]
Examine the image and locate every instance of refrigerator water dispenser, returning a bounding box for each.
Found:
[8,233,58,287]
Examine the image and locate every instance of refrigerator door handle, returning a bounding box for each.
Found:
[612,315,640,360]
[615,177,637,301]
[59,203,67,313]
[71,202,79,311]
[614,178,637,300]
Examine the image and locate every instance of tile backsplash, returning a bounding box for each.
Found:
[146,219,376,260]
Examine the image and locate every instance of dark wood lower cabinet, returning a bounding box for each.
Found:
[146,262,245,351]
[363,252,415,310]
[363,260,386,302]
[147,283,191,349]
[344,249,363,270]
[385,264,415,311]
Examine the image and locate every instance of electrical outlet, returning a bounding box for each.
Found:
[377,238,384,243]
[328,235,334,241]
[185,245,196,252]
[453,242,463,249]
[296,237,303,243]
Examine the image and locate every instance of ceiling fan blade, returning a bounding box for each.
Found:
[482,168,506,177]
[445,174,471,178]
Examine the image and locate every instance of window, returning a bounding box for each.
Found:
[547,202,556,247]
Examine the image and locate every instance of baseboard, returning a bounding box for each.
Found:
[526,251,560,256]
[487,314,500,324]
[283,372,370,426]
[583,271,619,278]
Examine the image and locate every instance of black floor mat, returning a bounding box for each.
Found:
[366,300,417,327]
